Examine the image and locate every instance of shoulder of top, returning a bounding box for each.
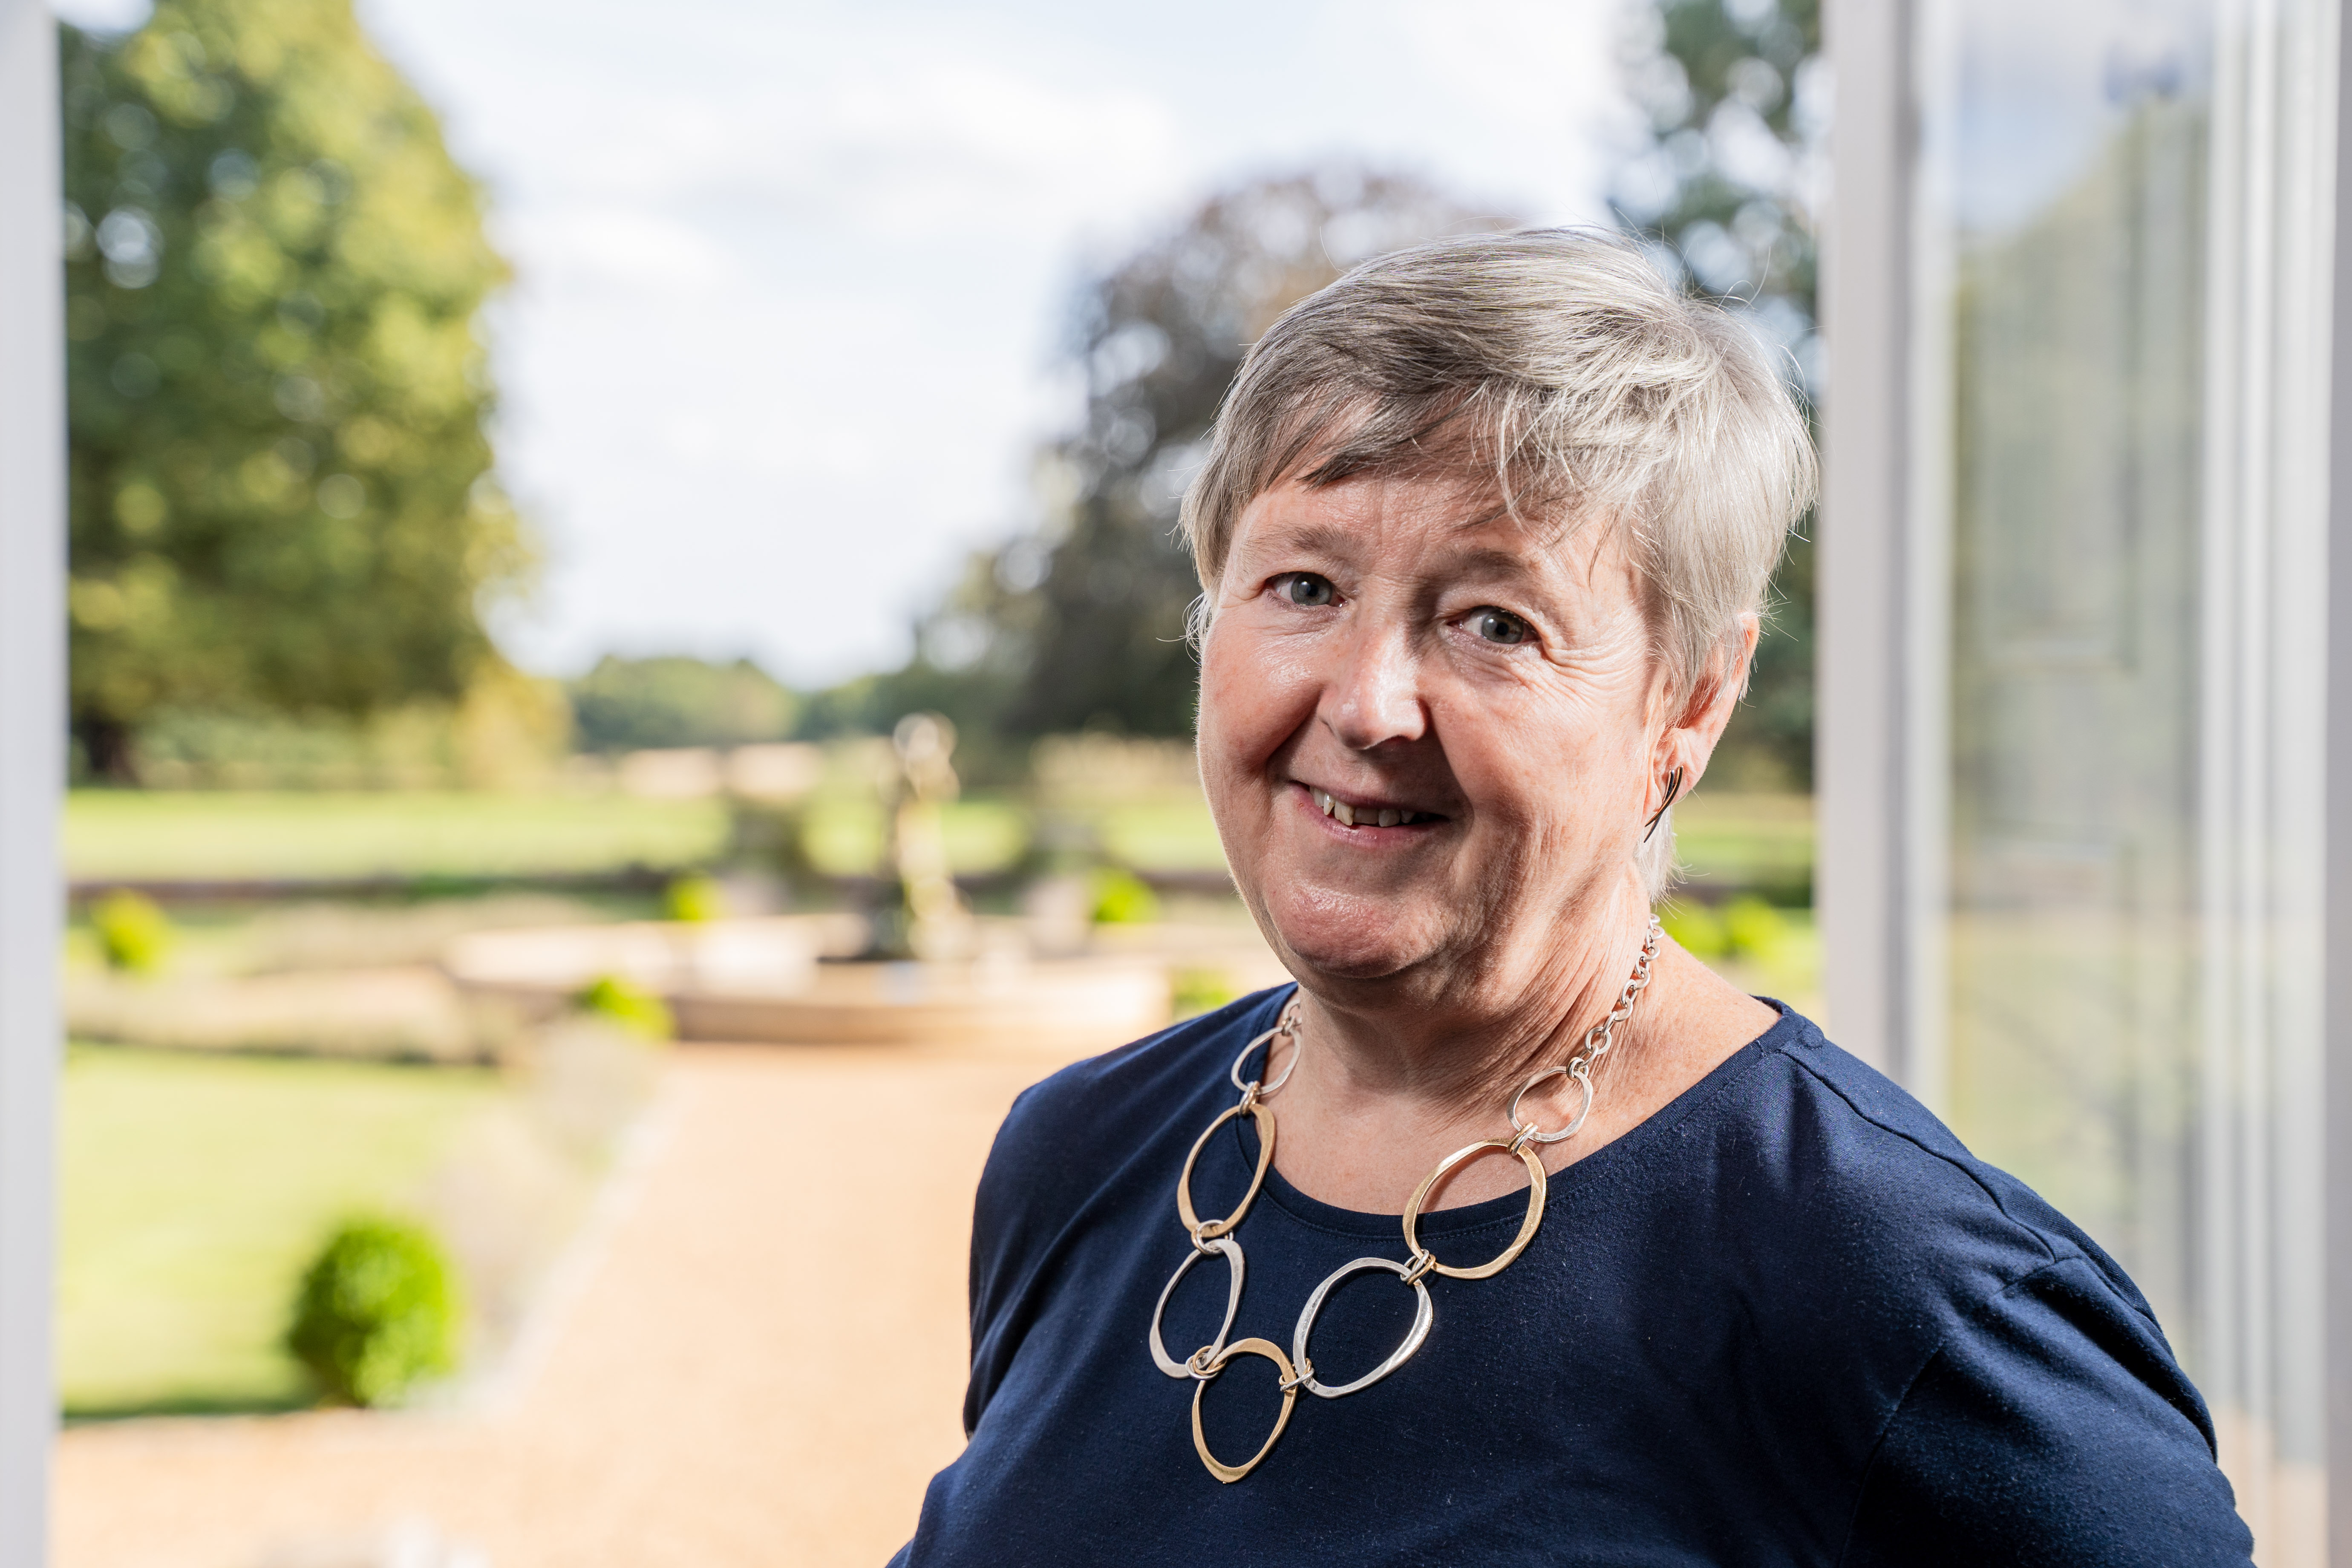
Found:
[1744,1011,2149,1311]
[993,984,1297,1157]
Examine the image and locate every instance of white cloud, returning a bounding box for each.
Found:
[1380,0,1631,136]
[514,206,745,291]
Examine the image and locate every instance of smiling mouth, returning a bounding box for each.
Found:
[1305,786,1444,830]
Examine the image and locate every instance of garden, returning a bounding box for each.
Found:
[60,757,1819,1423]
[60,761,1816,1420]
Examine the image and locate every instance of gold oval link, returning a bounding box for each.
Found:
[1175,1101,1275,1241]
[1189,1337,1300,1483]
[1398,1138,1548,1280]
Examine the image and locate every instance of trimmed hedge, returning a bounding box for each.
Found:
[286,1216,461,1407]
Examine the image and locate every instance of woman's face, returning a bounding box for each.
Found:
[1197,470,1724,998]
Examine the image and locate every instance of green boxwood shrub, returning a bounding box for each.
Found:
[1660,900,1730,959]
[1721,894,1789,958]
[286,1216,462,1407]
[89,888,173,974]
[1090,867,1160,926]
[575,973,674,1040]
[663,872,726,923]
[1663,895,1793,963]
[1170,967,1239,1020]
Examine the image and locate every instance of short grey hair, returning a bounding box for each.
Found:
[1179,227,1816,896]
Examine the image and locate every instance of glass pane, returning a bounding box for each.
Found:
[1933,0,2209,1370]
[1921,1,2331,1556]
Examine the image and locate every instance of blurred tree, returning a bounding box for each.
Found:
[1614,0,1825,789]
[60,0,526,780]
[942,169,1514,740]
[568,655,798,753]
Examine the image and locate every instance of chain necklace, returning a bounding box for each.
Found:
[1147,917,1663,1483]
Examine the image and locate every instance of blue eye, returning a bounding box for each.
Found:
[1470,608,1531,645]
[1280,574,1335,607]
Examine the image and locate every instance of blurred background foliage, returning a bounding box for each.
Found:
[567,656,798,755]
[61,0,528,782]
[1610,0,1823,789]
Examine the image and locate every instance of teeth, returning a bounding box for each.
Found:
[1309,787,1433,828]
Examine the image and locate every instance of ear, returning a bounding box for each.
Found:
[1652,613,1761,795]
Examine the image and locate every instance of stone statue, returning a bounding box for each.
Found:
[887,713,973,959]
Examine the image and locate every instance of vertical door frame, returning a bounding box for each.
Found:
[2323,0,2352,1552]
[1818,0,1939,1090]
[0,0,63,1561]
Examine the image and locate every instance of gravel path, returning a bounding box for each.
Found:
[55,1034,1098,1568]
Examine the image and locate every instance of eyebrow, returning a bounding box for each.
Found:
[1246,519,1365,559]
[1435,543,1545,578]
[1245,519,1559,584]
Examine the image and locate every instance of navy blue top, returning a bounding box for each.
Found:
[892,990,2253,1566]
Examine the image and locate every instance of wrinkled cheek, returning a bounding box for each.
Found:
[1198,634,1313,780]
[1452,746,1627,895]
[1194,643,1267,839]
[1193,651,1245,781]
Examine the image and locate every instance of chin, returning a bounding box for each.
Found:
[1255,885,1446,983]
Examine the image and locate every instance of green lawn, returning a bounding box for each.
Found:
[794,790,1806,884]
[61,785,1816,893]
[65,790,732,882]
[1080,791,1814,885]
[59,1045,502,1417]
[1094,798,1230,872]
[798,797,1034,877]
[1670,791,1814,898]
[1078,791,1815,885]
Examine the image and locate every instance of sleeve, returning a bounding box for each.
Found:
[960,1081,1046,1438]
[1840,1256,2254,1568]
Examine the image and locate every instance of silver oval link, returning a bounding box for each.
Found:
[1148,1235,1245,1379]
[1228,997,1304,1096]
[1505,919,1658,1145]
[1288,1256,1434,1400]
[1507,1063,1594,1145]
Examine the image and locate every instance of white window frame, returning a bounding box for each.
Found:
[0,0,63,1560]
[2325,0,2352,1552]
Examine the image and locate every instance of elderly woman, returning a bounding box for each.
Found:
[891,231,2251,1565]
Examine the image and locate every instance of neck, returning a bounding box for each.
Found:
[1289,878,1657,1118]
[1260,883,1775,1216]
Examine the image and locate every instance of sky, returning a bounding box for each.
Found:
[57,0,1636,687]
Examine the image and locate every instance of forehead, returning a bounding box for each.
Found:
[1231,470,1627,585]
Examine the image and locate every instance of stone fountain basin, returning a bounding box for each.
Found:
[443,915,1172,1049]
[443,915,859,1005]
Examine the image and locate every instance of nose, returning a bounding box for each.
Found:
[1320,618,1427,752]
